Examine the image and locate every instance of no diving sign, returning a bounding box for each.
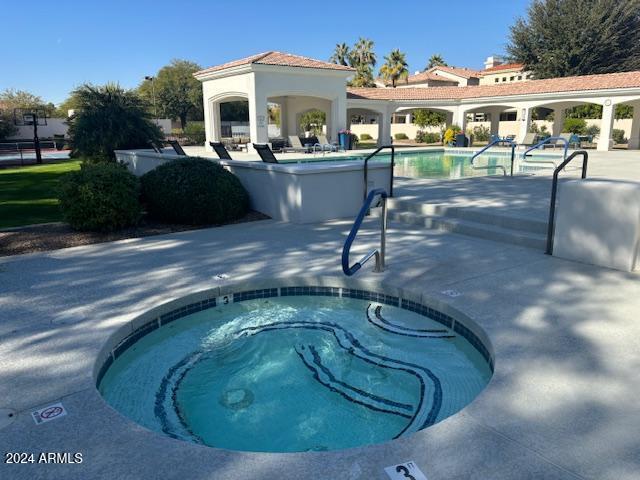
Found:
[32,402,67,425]
[385,461,428,480]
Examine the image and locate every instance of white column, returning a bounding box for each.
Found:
[330,95,347,143]
[489,109,500,136]
[628,103,640,150]
[279,97,288,138]
[598,101,615,151]
[206,100,222,149]
[552,108,565,137]
[378,107,392,146]
[517,106,532,143]
[452,108,467,131]
[248,90,268,146]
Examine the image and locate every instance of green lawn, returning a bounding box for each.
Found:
[0,160,81,228]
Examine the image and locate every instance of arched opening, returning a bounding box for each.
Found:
[391,107,451,145]
[463,104,519,144]
[347,108,384,147]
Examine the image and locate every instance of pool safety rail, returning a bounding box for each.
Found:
[342,188,388,276]
[522,136,569,169]
[546,150,589,255]
[363,145,395,201]
[470,138,515,176]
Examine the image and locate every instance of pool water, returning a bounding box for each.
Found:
[99,296,492,452]
[283,149,556,179]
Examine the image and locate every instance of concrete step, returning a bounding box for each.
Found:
[387,198,548,235]
[371,208,547,250]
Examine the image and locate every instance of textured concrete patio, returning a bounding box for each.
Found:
[1,214,639,480]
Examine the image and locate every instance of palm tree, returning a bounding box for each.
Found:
[329,43,351,66]
[379,49,409,88]
[426,54,448,70]
[350,37,377,68]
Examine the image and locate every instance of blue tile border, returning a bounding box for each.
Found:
[96,285,494,387]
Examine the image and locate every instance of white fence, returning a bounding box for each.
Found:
[6,118,173,139]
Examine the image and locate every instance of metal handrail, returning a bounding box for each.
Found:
[546,150,589,255]
[363,145,395,201]
[342,188,388,276]
[470,137,515,176]
[522,136,569,167]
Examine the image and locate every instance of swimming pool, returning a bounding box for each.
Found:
[282,148,560,179]
[98,285,493,453]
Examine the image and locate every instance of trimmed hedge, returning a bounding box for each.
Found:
[141,158,249,225]
[394,133,409,140]
[58,163,141,231]
[359,133,373,141]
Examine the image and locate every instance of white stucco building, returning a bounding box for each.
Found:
[195,51,640,152]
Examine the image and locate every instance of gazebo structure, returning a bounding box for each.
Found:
[194,52,353,152]
[195,51,640,152]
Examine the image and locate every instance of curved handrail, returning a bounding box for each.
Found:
[470,137,515,176]
[546,150,589,255]
[342,188,388,276]
[523,136,569,160]
[364,145,395,201]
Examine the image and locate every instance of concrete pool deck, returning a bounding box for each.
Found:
[1,214,639,479]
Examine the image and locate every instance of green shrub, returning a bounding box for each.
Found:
[67,84,163,162]
[58,163,141,231]
[394,133,409,140]
[562,117,587,134]
[471,125,490,142]
[415,131,440,143]
[182,122,205,145]
[141,158,249,225]
[612,129,627,144]
[359,133,373,141]
[584,124,600,137]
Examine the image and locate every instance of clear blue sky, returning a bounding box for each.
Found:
[2,0,531,105]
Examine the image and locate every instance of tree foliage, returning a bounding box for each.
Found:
[507,0,640,78]
[426,54,448,70]
[379,49,409,87]
[0,110,17,140]
[299,109,326,134]
[412,109,446,129]
[329,43,351,66]
[138,59,203,128]
[67,83,163,161]
[0,88,56,118]
[330,38,377,87]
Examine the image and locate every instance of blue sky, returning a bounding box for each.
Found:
[2,0,531,104]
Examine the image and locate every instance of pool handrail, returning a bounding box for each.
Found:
[546,150,588,255]
[363,145,395,201]
[522,137,569,167]
[342,188,388,276]
[470,137,515,176]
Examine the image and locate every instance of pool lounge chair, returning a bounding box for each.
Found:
[316,134,339,152]
[209,141,233,160]
[285,135,311,153]
[253,143,280,163]
[168,140,186,156]
[518,132,538,148]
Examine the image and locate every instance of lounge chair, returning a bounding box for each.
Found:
[168,140,186,156]
[285,135,311,153]
[316,134,339,152]
[209,141,232,160]
[253,143,279,163]
[148,140,164,153]
[518,132,538,148]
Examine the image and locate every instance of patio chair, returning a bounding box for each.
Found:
[148,140,164,153]
[168,139,186,156]
[209,141,233,160]
[316,134,339,152]
[518,132,538,148]
[253,143,279,163]
[285,135,311,153]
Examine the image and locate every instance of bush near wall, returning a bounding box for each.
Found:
[359,133,373,141]
[58,163,141,231]
[141,158,249,225]
[394,133,409,140]
[562,118,587,134]
[415,131,441,144]
[612,129,627,144]
[182,122,206,145]
[470,125,491,142]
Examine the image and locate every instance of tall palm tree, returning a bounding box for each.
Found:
[350,37,377,68]
[329,43,351,66]
[426,54,448,70]
[379,49,409,88]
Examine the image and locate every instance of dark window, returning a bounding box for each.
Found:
[495,78,499,83]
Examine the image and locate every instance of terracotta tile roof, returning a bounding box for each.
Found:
[403,70,456,85]
[481,63,525,74]
[347,70,640,101]
[195,51,355,76]
[430,66,483,79]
